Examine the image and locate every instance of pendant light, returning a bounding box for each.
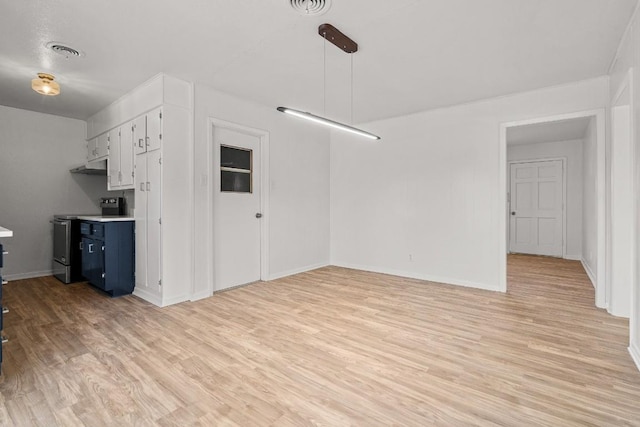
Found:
[31,73,61,96]
[278,23,380,140]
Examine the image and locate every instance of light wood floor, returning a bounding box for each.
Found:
[1,255,639,426]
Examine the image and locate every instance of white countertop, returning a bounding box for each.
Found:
[77,216,135,222]
[0,226,13,237]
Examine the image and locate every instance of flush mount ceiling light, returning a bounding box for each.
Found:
[289,0,331,16]
[277,23,380,140]
[31,73,61,96]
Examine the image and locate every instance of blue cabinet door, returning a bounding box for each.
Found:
[81,236,95,281]
[81,236,105,288]
[81,221,134,296]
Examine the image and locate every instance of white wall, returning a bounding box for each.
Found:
[0,105,107,279]
[508,139,583,260]
[609,3,640,369]
[331,77,609,291]
[582,117,598,285]
[193,84,330,299]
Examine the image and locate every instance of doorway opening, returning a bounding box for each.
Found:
[499,110,606,309]
[207,118,270,295]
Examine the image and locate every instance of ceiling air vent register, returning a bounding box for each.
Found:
[289,0,331,16]
[45,42,84,58]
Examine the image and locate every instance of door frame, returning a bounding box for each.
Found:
[507,157,567,258]
[499,109,606,309]
[610,72,634,317]
[207,117,270,295]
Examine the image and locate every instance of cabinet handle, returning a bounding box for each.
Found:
[119,171,122,182]
[2,251,7,255]
[79,242,83,250]
[146,182,150,191]
[2,307,8,314]
[88,243,94,254]
[1,336,7,344]
[140,183,145,192]
[145,136,150,147]
[138,138,144,148]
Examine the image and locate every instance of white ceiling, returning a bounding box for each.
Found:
[507,116,592,146]
[0,0,636,123]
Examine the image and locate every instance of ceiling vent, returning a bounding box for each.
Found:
[289,0,331,16]
[45,42,84,58]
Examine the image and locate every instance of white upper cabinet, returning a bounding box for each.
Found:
[107,124,135,191]
[133,115,147,155]
[119,124,134,188]
[134,108,163,154]
[96,133,109,159]
[146,108,162,152]
[87,132,110,162]
[107,129,121,189]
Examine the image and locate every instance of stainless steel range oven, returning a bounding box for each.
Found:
[52,215,83,283]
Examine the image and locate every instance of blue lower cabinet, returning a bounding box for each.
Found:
[80,221,134,297]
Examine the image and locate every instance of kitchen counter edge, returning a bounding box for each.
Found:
[77,216,135,223]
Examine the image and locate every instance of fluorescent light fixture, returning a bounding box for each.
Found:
[277,107,380,140]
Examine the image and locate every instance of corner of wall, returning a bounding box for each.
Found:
[629,342,640,372]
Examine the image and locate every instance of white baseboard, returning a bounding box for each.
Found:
[132,287,162,306]
[629,342,640,372]
[332,261,500,292]
[564,254,581,261]
[190,290,211,302]
[133,288,190,308]
[3,270,53,281]
[161,294,190,307]
[268,262,329,281]
[581,259,597,289]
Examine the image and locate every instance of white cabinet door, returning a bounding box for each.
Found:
[146,108,162,152]
[108,128,121,190]
[87,137,98,161]
[135,153,148,291]
[120,122,135,189]
[96,133,109,160]
[147,150,162,293]
[133,115,147,155]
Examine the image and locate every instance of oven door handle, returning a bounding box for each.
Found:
[79,241,84,251]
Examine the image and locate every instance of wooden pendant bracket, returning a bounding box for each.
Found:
[318,23,358,54]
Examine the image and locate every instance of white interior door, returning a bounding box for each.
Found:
[509,160,564,256]
[214,126,261,291]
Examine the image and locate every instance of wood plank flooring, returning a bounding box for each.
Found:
[1,254,639,426]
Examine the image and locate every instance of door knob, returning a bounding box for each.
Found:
[256,213,263,218]
[511,211,516,215]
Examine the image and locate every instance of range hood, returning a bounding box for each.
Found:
[70,160,107,175]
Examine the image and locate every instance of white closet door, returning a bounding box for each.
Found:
[509,160,563,257]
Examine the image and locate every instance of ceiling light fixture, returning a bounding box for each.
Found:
[277,107,380,140]
[277,23,380,140]
[31,73,61,96]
